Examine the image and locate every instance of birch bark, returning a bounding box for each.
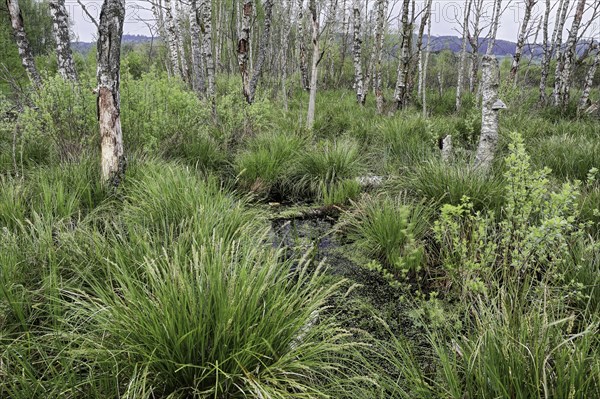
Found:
[237,0,252,102]
[49,0,77,81]
[306,0,320,129]
[97,0,126,187]
[248,0,274,104]
[509,0,537,84]
[5,0,42,88]
[474,55,500,173]
[352,0,366,104]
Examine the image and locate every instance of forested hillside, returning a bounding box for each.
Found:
[1,0,599,398]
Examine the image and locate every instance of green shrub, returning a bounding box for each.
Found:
[346,195,429,276]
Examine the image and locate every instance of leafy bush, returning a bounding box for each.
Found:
[346,195,429,277]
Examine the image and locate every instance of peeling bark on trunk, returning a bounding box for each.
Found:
[509,0,537,84]
[175,0,189,82]
[190,0,206,97]
[6,0,42,88]
[352,0,365,105]
[248,0,274,104]
[422,0,432,118]
[97,0,126,187]
[474,55,500,173]
[306,0,319,130]
[393,0,412,110]
[164,0,182,78]
[297,0,310,91]
[578,46,600,112]
[49,0,77,81]
[554,0,586,107]
[238,0,252,102]
[200,0,217,121]
[373,0,387,114]
[456,0,472,112]
[538,0,552,104]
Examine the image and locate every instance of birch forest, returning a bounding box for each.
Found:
[1,0,600,397]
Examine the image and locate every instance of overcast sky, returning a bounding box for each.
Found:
[67,0,599,44]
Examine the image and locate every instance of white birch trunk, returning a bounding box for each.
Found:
[237,0,252,102]
[374,0,387,113]
[200,0,217,121]
[248,0,274,104]
[163,0,182,78]
[486,0,502,56]
[551,0,571,105]
[306,0,319,130]
[474,55,500,173]
[297,0,310,91]
[538,0,551,104]
[6,0,42,88]
[175,0,189,82]
[456,0,472,112]
[509,0,537,84]
[49,0,77,81]
[393,0,411,110]
[97,0,126,187]
[422,2,432,118]
[578,46,600,112]
[555,0,586,107]
[352,0,365,104]
[190,0,205,97]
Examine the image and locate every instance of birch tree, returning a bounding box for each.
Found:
[508,0,537,84]
[393,0,412,110]
[97,0,126,186]
[248,0,274,104]
[306,0,320,129]
[163,0,182,78]
[554,0,586,107]
[297,0,310,91]
[200,0,217,121]
[417,0,433,98]
[352,0,366,104]
[537,0,552,103]
[5,0,42,88]
[373,0,387,113]
[49,0,77,81]
[486,0,503,56]
[189,0,205,96]
[237,0,252,102]
[578,44,600,112]
[474,55,500,172]
[456,0,472,112]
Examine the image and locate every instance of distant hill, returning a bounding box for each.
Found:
[71,34,592,59]
[72,35,156,54]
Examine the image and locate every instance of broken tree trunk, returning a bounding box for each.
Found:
[6,0,42,88]
[49,0,77,81]
[474,55,500,172]
[97,0,126,187]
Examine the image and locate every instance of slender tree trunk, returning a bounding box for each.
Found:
[374,0,387,113]
[417,0,433,98]
[551,0,571,105]
[306,0,320,129]
[538,0,552,104]
[393,0,411,110]
[280,0,293,110]
[474,55,500,172]
[422,1,432,118]
[200,0,217,121]
[238,0,252,102]
[164,0,182,78]
[97,0,126,187]
[486,0,502,56]
[352,0,365,104]
[49,0,77,81]
[555,0,586,107]
[456,0,472,112]
[297,0,310,91]
[578,45,600,112]
[6,0,42,88]
[509,0,537,84]
[248,0,274,104]
[190,0,205,97]
[175,0,189,83]
[468,0,483,94]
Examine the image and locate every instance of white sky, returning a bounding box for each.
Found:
[67,0,599,44]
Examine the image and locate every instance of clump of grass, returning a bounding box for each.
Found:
[530,134,599,181]
[345,194,430,273]
[234,131,304,199]
[377,115,435,171]
[71,236,355,398]
[402,159,505,211]
[293,138,364,201]
[322,179,361,206]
